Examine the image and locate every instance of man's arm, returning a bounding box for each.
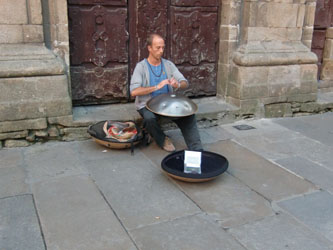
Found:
[131,79,171,97]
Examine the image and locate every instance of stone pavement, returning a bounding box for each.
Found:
[1,112,333,250]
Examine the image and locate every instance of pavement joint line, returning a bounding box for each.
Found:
[31,193,48,250]
[91,179,140,250]
[271,189,322,204]
[221,213,277,230]
[0,193,32,201]
[273,200,333,245]
[128,211,204,232]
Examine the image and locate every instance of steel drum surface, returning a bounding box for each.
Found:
[146,93,198,117]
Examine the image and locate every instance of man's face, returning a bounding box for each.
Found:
[148,36,165,61]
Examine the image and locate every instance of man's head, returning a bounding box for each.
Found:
[147,33,165,62]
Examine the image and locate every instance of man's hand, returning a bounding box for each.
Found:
[156,79,171,90]
[169,77,179,89]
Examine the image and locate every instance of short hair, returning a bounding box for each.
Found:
[147,33,164,46]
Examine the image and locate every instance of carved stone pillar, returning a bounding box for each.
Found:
[219,0,319,117]
[320,28,333,90]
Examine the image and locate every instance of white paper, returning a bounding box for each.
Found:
[184,150,202,174]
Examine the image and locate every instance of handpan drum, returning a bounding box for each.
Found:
[146,93,198,117]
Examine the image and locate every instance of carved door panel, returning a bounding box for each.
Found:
[69,0,219,105]
[68,0,129,105]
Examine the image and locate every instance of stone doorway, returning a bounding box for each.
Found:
[67,0,220,105]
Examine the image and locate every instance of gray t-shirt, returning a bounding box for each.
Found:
[130,58,188,110]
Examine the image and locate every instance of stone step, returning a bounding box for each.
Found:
[72,96,240,129]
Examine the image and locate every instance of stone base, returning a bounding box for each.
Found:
[0,44,72,130]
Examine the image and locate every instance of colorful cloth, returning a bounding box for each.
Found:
[103,121,137,142]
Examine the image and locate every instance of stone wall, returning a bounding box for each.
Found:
[216,0,328,118]
[0,0,73,148]
[319,28,333,91]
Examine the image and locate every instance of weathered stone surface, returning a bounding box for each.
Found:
[26,131,36,142]
[321,60,333,80]
[131,214,246,250]
[0,147,23,168]
[287,93,317,102]
[24,141,86,183]
[4,140,30,148]
[206,140,317,201]
[229,213,332,250]
[28,0,43,24]
[23,25,44,43]
[0,0,28,24]
[278,191,333,241]
[0,44,55,60]
[302,26,314,41]
[236,66,269,86]
[172,173,273,228]
[32,175,137,250]
[304,2,316,26]
[265,103,292,117]
[221,1,241,25]
[0,130,28,140]
[300,64,318,81]
[242,85,269,99]
[327,28,333,39]
[323,39,333,60]
[276,156,333,193]
[227,82,240,99]
[35,130,48,137]
[256,2,298,28]
[297,4,305,27]
[300,102,320,112]
[244,27,302,41]
[85,153,200,230]
[268,65,300,86]
[0,195,45,250]
[61,127,90,141]
[220,25,238,41]
[0,118,47,133]
[47,126,59,137]
[0,166,29,198]
[48,115,74,126]
[0,24,23,43]
[0,75,72,121]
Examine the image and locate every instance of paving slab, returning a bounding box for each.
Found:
[130,213,246,250]
[84,151,200,230]
[278,191,333,242]
[274,114,333,147]
[0,147,23,169]
[32,175,137,250]
[276,156,333,194]
[0,195,45,250]
[24,141,87,183]
[229,212,332,250]
[171,172,273,228]
[0,166,29,198]
[206,140,317,201]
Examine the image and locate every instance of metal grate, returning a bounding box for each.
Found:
[233,124,256,130]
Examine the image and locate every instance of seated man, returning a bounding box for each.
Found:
[130,33,203,152]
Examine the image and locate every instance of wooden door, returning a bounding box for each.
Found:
[68,0,219,105]
[129,0,219,97]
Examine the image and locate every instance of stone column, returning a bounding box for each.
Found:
[320,28,333,90]
[0,0,72,145]
[223,0,318,117]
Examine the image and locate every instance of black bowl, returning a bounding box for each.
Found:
[161,150,228,182]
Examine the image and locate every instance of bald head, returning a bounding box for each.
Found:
[147,33,164,47]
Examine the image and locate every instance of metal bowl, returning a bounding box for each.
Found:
[146,93,198,117]
[161,150,229,182]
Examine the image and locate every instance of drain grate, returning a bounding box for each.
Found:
[233,124,256,130]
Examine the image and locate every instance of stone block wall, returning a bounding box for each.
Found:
[320,28,333,91]
[0,0,73,148]
[0,0,44,43]
[217,0,323,118]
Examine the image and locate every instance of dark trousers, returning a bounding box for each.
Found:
[138,107,203,151]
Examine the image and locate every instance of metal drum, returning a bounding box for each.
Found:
[146,93,198,117]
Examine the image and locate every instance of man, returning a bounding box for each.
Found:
[130,33,203,152]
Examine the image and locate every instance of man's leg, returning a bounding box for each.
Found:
[138,108,165,148]
[174,114,203,151]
